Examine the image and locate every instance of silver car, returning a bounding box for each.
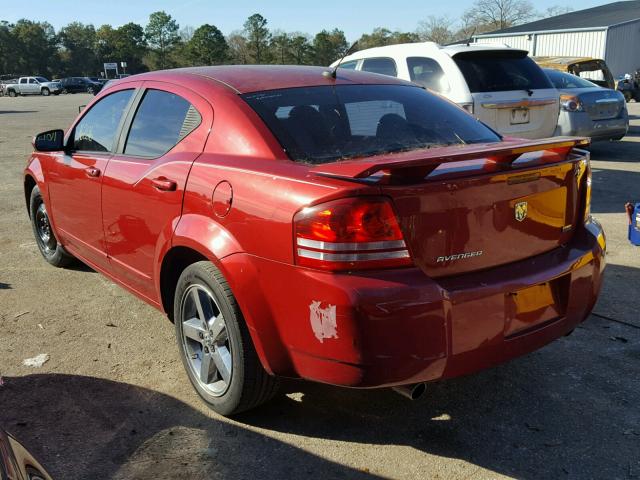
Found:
[544,68,628,141]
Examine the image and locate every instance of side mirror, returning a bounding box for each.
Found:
[33,129,65,152]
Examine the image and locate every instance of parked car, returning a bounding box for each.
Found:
[615,71,640,102]
[24,66,605,415]
[58,77,102,95]
[0,428,52,480]
[4,77,62,97]
[533,56,615,89]
[331,42,560,139]
[544,68,628,141]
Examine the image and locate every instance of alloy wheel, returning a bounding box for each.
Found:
[180,284,232,397]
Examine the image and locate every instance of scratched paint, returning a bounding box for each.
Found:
[309,301,338,343]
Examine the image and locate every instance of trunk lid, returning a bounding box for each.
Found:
[313,137,590,277]
[574,88,625,121]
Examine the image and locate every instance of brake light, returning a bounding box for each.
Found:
[294,197,413,271]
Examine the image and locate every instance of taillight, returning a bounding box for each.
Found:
[584,157,592,222]
[294,197,413,271]
[560,94,583,112]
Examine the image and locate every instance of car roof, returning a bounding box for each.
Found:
[126,65,412,94]
[336,42,528,64]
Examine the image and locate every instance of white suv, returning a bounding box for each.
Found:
[332,43,560,139]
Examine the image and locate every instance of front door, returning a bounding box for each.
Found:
[47,87,137,271]
[101,81,212,302]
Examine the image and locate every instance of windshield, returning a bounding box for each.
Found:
[35,77,49,83]
[544,69,597,89]
[454,51,553,93]
[242,84,500,164]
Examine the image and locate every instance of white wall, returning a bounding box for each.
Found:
[534,30,607,58]
[606,21,640,76]
[476,30,607,58]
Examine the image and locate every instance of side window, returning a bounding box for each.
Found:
[407,57,450,93]
[19,78,27,84]
[124,89,201,158]
[361,57,397,77]
[29,78,38,84]
[73,89,134,152]
[339,60,358,70]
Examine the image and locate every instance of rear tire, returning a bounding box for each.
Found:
[41,88,50,96]
[29,186,75,267]
[174,261,279,416]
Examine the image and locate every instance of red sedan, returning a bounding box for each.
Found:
[24,66,606,415]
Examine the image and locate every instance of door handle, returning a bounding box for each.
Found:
[151,177,177,191]
[85,166,101,178]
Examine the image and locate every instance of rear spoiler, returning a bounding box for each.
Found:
[312,137,590,180]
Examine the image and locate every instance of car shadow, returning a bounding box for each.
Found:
[239,315,640,479]
[0,374,381,480]
[0,282,10,289]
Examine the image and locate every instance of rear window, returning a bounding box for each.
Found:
[454,51,553,93]
[242,84,500,164]
[544,69,597,89]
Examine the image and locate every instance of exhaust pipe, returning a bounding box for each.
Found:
[392,382,426,400]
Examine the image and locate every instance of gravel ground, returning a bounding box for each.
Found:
[0,94,639,480]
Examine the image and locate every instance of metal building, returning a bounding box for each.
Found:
[473,1,640,77]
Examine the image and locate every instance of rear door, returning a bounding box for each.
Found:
[101,81,212,301]
[453,50,559,139]
[47,86,137,270]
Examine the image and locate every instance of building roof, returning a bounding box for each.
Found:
[478,0,640,36]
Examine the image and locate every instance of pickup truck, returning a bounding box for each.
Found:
[5,77,62,97]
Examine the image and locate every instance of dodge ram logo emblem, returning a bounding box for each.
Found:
[515,201,528,222]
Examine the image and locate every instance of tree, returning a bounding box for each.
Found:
[270,31,291,64]
[356,28,419,51]
[11,20,58,76]
[416,16,455,45]
[289,34,313,65]
[145,11,180,69]
[59,22,97,75]
[243,14,270,63]
[312,29,348,66]
[227,31,250,64]
[463,0,535,32]
[186,24,228,66]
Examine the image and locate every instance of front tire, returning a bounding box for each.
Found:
[8,90,17,97]
[29,186,74,267]
[174,261,279,416]
[41,88,50,96]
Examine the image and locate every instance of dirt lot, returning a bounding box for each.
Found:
[1,94,639,480]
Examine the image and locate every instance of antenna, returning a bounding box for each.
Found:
[324,40,359,79]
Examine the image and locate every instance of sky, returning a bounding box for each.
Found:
[4,0,609,40]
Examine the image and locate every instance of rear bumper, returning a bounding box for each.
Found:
[554,110,628,141]
[225,220,606,388]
